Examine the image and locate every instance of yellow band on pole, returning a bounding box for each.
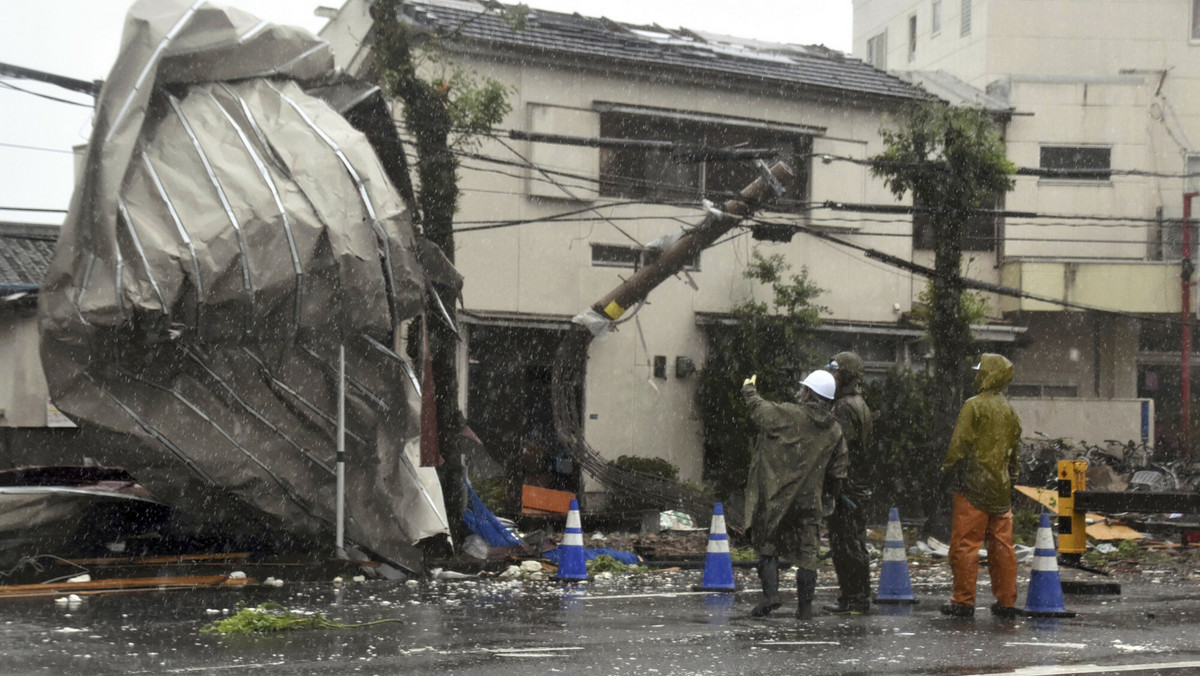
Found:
[603,300,626,320]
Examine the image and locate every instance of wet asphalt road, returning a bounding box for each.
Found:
[2,566,1200,675]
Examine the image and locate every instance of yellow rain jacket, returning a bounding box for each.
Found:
[941,353,1023,514]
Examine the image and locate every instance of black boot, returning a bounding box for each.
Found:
[750,556,782,617]
[822,597,870,615]
[795,568,817,620]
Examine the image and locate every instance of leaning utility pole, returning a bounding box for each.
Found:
[554,162,792,519]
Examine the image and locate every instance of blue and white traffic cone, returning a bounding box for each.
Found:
[874,507,918,604]
[555,498,588,581]
[1024,512,1076,618]
[693,502,738,592]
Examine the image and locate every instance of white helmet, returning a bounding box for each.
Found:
[800,369,836,400]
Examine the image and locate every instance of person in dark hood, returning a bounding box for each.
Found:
[822,351,875,615]
[940,353,1023,619]
[742,370,848,619]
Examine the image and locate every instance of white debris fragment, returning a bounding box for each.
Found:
[333,576,344,584]
[520,561,542,573]
[205,609,221,615]
[67,574,91,584]
[352,575,366,583]
[591,533,607,541]
[228,571,247,580]
[499,565,523,579]
[54,597,69,605]
[405,579,419,587]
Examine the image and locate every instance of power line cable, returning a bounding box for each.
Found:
[0,141,77,155]
[0,80,94,108]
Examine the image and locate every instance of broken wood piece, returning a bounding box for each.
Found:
[521,485,574,515]
[0,574,252,599]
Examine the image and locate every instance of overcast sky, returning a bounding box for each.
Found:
[0,0,852,225]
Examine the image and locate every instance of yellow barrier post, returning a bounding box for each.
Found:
[1056,459,1088,558]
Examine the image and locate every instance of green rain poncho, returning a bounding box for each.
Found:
[742,384,848,558]
[831,351,874,500]
[941,353,1023,514]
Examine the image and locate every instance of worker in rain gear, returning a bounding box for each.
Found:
[742,370,848,619]
[822,351,875,615]
[940,353,1023,619]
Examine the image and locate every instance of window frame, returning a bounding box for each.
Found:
[961,0,972,37]
[590,242,700,272]
[1193,0,1200,41]
[932,0,943,36]
[596,109,813,213]
[1038,145,1113,182]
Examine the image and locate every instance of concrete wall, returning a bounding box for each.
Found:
[1006,312,1140,400]
[1011,396,1153,447]
[0,313,50,427]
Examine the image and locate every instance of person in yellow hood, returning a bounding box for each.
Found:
[940,353,1023,619]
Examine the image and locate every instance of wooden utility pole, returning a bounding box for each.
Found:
[590,162,793,322]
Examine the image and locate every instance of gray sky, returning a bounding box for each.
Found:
[0,1,852,224]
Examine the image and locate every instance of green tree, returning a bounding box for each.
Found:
[697,248,827,501]
[369,0,516,550]
[870,102,1014,455]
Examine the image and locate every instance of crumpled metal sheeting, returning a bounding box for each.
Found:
[38,0,446,571]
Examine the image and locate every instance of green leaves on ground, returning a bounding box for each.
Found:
[201,601,402,635]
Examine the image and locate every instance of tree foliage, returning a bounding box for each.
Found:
[697,248,827,500]
[368,0,515,549]
[870,102,1014,450]
[861,367,939,521]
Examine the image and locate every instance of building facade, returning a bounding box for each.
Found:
[855,0,1191,448]
[320,0,1041,500]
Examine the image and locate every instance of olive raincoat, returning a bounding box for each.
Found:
[742,384,848,563]
[831,351,874,500]
[941,353,1023,514]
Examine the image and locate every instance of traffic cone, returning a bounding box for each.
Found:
[874,507,918,604]
[693,502,738,592]
[1024,512,1076,618]
[554,498,588,581]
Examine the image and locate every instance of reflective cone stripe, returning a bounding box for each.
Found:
[706,513,729,554]
[1023,512,1076,617]
[555,498,588,581]
[875,507,918,604]
[693,502,737,592]
[563,503,584,548]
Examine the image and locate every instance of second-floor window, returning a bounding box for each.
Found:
[932,0,943,35]
[867,31,888,70]
[598,111,811,212]
[911,199,999,252]
[1193,0,1200,39]
[961,0,972,37]
[1039,145,1112,181]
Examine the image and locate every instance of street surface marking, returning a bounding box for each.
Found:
[968,661,1200,675]
[486,647,583,653]
[758,641,840,646]
[1005,642,1088,649]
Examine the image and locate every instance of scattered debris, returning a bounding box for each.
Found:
[200,601,402,635]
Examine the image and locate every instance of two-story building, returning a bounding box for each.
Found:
[855,0,1196,449]
[319,0,1045,503]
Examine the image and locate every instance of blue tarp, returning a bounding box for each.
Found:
[543,547,641,566]
[462,481,522,547]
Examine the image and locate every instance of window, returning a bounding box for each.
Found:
[1039,146,1112,181]
[961,0,972,37]
[911,199,999,252]
[598,111,811,212]
[908,14,918,62]
[1193,0,1200,39]
[932,0,943,35]
[591,243,700,271]
[867,31,888,70]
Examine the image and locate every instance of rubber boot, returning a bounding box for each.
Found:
[822,596,870,615]
[795,567,817,620]
[750,556,782,617]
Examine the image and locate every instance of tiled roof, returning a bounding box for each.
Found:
[0,223,58,288]
[402,0,929,102]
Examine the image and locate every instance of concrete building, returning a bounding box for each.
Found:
[319,0,1044,504]
[854,0,1187,449]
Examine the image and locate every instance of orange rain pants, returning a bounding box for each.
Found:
[949,492,1017,608]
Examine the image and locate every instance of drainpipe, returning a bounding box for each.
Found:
[1183,193,1197,455]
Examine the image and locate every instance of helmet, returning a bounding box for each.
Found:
[799,369,836,400]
